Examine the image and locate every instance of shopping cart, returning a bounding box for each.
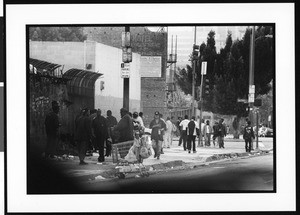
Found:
[113,134,152,179]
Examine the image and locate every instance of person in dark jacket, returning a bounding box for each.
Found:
[44,101,60,158]
[106,110,118,154]
[243,120,255,152]
[149,111,166,159]
[106,110,118,128]
[212,121,219,147]
[217,119,226,148]
[113,108,134,143]
[92,109,109,162]
[187,116,199,153]
[75,108,92,165]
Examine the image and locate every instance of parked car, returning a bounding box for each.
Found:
[259,127,273,137]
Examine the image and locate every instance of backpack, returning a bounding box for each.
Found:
[172,123,177,132]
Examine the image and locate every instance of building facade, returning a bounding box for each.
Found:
[30,40,142,122]
[84,27,168,126]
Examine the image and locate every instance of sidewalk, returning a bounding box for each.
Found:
[48,136,273,182]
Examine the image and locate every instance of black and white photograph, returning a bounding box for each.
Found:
[5,2,295,213]
[27,24,275,194]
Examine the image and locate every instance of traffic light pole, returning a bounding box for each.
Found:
[197,68,204,147]
[123,26,130,110]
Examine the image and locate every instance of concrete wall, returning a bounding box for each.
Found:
[30,41,142,122]
[84,27,168,124]
[94,42,141,121]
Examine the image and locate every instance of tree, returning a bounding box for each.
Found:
[29,27,87,42]
[174,26,274,137]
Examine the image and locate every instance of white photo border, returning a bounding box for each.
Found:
[6,3,295,213]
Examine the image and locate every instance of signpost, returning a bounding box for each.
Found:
[201,61,207,75]
[121,63,130,78]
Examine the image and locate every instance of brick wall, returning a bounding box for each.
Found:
[141,77,167,127]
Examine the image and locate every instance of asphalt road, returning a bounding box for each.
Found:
[81,154,274,193]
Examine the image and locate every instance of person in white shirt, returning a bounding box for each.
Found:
[179,115,190,151]
[197,118,206,147]
[163,117,173,148]
[203,120,212,147]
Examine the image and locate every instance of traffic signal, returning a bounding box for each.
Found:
[204,78,210,94]
[192,44,200,60]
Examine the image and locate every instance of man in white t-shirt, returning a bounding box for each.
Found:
[179,115,190,151]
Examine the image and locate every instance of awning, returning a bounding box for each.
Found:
[62,69,103,97]
[29,58,61,72]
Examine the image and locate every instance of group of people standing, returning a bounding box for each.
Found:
[44,100,145,165]
[176,116,228,153]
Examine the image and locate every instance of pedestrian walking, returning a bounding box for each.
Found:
[217,119,226,148]
[203,120,212,147]
[75,108,92,165]
[187,116,199,153]
[163,117,173,148]
[243,121,255,152]
[212,121,219,147]
[92,109,109,162]
[179,115,190,151]
[149,111,166,159]
[177,116,183,144]
[44,101,60,158]
[88,109,97,154]
[159,113,166,154]
[113,108,134,143]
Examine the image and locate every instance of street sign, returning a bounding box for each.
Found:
[249,85,255,94]
[121,63,130,78]
[248,93,255,103]
[201,61,207,75]
[121,32,131,47]
[237,98,248,103]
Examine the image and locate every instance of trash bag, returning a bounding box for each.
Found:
[124,146,138,162]
[139,146,151,159]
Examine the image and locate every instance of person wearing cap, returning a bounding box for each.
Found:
[92,109,109,162]
[113,108,134,143]
[149,111,166,159]
[44,101,60,158]
[74,108,92,165]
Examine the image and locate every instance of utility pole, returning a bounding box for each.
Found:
[248,26,255,150]
[123,26,130,110]
[191,26,197,117]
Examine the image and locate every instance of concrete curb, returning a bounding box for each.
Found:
[84,149,272,181]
